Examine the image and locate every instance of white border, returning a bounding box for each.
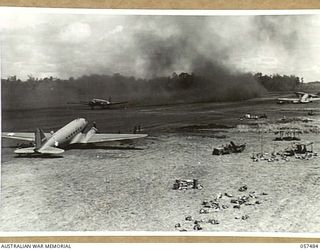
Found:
[1,6,320,238]
[0,231,320,237]
[0,7,319,16]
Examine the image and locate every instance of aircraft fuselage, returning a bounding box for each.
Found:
[89,99,111,109]
[42,118,88,150]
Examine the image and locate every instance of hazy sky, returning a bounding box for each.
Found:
[1,10,320,82]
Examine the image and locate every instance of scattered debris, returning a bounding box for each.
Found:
[244,203,254,206]
[215,193,223,199]
[202,200,211,207]
[176,186,268,230]
[193,224,203,230]
[173,179,203,190]
[249,192,257,199]
[240,113,267,120]
[238,185,248,192]
[308,110,316,116]
[208,219,220,225]
[201,200,221,210]
[274,129,302,141]
[199,208,209,214]
[185,216,193,221]
[194,219,204,224]
[213,141,246,155]
[241,215,249,220]
[284,142,316,157]
[251,142,317,162]
[295,153,316,160]
[251,152,289,162]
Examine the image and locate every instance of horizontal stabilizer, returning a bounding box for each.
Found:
[14,146,64,155]
[14,147,37,154]
[38,146,65,154]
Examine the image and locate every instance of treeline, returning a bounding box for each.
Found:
[1,72,302,110]
[254,73,302,91]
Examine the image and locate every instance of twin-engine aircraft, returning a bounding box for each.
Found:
[69,97,128,110]
[2,118,147,156]
[277,92,320,104]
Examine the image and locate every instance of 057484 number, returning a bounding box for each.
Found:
[300,244,319,248]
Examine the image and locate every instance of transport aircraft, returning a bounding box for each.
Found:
[2,118,147,156]
[277,92,320,104]
[69,97,128,109]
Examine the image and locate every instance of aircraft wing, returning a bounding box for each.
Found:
[74,133,148,144]
[110,101,128,106]
[295,91,308,96]
[310,97,320,101]
[67,101,88,105]
[277,98,299,102]
[2,132,52,142]
[295,92,320,98]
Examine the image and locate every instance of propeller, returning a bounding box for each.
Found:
[92,121,99,133]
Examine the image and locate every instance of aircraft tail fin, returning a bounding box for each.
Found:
[300,94,309,103]
[35,128,47,150]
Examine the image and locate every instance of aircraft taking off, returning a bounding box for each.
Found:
[277,92,320,104]
[69,97,128,109]
[2,118,148,156]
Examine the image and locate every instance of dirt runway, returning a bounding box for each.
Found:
[1,95,320,232]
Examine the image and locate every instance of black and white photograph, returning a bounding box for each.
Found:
[1,8,320,234]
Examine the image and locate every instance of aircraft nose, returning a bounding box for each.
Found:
[80,118,88,126]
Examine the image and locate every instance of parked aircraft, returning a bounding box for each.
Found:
[69,97,128,109]
[2,118,148,156]
[277,92,320,104]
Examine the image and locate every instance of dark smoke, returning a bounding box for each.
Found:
[191,60,265,102]
[3,15,310,109]
[134,32,188,78]
[252,15,300,50]
[131,16,267,102]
